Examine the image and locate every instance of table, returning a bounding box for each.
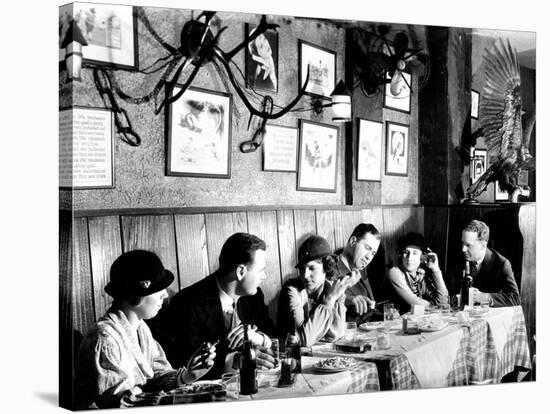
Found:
[309,306,531,390]
[233,356,380,401]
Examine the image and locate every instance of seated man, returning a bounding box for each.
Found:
[335,223,382,320]
[161,232,277,379]
[460,220,520,307]
[387,232,448,314]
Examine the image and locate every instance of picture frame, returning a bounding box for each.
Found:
[245,23,278,93]
[263,125,298,172]
[385,121,409,176]
[297,120,339,192]
[166,86,232,178]
[299,40,336,100]
[471,89,480,119]
[383,72,411,113]
[59,106,115,189]
[472,148,487,183]
[357,119,383,182]
[59,3,138,70]
[495,182,509,202]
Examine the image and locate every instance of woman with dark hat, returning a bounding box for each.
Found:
[387,232,448,314]
[76,250,217,409]
[277,235,359,346]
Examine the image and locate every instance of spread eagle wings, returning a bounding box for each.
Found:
[466,38,535,199]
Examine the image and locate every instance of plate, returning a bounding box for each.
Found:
[470,308,490,318]
[418,321,448,332]
[359,321,384,331]
[312,357,357,373]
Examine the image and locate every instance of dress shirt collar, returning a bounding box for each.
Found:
[216,279,239,313]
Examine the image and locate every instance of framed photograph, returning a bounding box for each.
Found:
[471,89,480,119]
[297,120,339,192]
[472,148,487,183]
[495,182,509,202]
[385,121,409,176]
[166,86,232,178]
[357,119,383,182]
[384,72,411,113]
[245,23,278,93]
[59,3,137,70]
[59,106,115,189]
[263,125,298,172]
[299,40,336,99]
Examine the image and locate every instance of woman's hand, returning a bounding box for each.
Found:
[181,341,217,383]
[324,276,352,306]
[425,252,441,273]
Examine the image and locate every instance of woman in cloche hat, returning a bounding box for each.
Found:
[76,250,217,409]
[387,232,449,314]
[277,235,360,346]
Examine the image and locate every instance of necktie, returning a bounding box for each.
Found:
[470,261,479,278]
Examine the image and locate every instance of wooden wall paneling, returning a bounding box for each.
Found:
[382,208,408,266]
[518,205,536,358]
[277,210,297,283]
[88,216,122,320]
[248,211,282,320]
[334,209,363,252]
[315,210,336,252]
[121,215,180,296]
[293,210,317,255]
[204,212,248,273]
[72,217,96,336]
[174,214,209,290]
[423,206,450,272]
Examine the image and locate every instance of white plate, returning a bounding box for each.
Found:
[418,321,448,332]
[313,357,357,373]
[359,321,384,331]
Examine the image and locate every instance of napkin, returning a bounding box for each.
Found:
[484,307,515,359]
[404,328,463,388]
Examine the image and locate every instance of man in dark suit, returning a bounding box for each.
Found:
[161,232,277,379]
[461,220,520,307]
[335,223,382,321]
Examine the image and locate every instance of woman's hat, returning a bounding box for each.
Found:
[104,250,174,299]
[397,232,427,253]
[295,235,334,268]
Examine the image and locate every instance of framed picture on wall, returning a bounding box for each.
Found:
[59,106,115,189]
[299,40,336,100]
[357,119,383,182]
[297,120,339,192]
[59,3,138,70]
[383,72,411,113]
[495,182,509,202]
[263,125,298,172]
[472,148,487,183]
[471,89,480,119]
[385,121,409,176]
[166,86,232,178]
[245,23,278,93]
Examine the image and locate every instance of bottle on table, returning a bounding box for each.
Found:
[285,333,302,373]
[460,260,473,310]
[239,324,258,395]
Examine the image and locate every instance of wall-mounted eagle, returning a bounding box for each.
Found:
[466,38,535,201]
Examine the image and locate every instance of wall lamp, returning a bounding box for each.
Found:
[61,20,88,82]
[293,80,352,123]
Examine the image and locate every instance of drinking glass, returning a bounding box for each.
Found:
[384,303,396,324]
[270,338,280,367]
[279,351,293,385]
[345,321,357,341]
[221,372,240,399]
[439,297,451,315]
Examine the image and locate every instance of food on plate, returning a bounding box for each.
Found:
[315,356,356,369]
[418,317,447,331]
[359,321,384,331]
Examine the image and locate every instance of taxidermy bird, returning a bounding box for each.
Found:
[466,38,535,202]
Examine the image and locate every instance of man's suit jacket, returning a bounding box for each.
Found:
[160,273,276,379]
[471,247,520,307]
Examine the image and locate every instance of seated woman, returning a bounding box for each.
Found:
[277,235,359,347]
[387,232,448,314]
[76,250,217,409]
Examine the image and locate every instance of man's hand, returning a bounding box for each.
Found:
[227,324,265,350]
[256,347,277,370]
[181,341,217,383]
[350,295,375,315]
[471,288,492,306]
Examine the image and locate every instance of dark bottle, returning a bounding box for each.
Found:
[460,260,473,310]
[285,333,302,373]
[239,324,258,395]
